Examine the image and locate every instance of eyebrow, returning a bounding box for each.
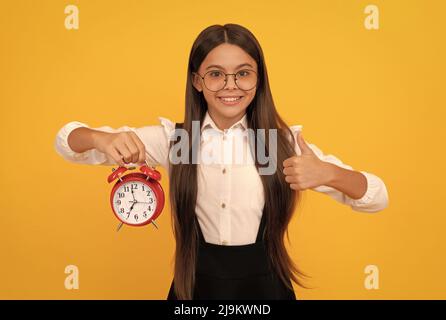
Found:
[205,63,255,71]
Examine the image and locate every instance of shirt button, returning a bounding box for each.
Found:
[221,203,226,209]
[222,135,227,141]
[222,168,226,174]
[221,240,228,245]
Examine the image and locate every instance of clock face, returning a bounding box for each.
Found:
[112,180,157,225]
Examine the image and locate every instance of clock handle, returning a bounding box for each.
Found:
[143,152,160,170]
[145,159,156,169]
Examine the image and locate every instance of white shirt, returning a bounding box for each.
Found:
[54,111,389,245]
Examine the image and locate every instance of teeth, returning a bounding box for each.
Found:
[220,97,241,102]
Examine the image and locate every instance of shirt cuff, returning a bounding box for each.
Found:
[54,121,91,161]
[346,171,389,212]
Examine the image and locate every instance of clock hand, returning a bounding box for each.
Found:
[129,199,140,213]
[128,190,139,214]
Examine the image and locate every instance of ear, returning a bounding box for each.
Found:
[192,72,203,92]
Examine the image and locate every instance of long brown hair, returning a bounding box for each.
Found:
[169,23,310,300]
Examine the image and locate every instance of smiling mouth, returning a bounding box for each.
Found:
[218,96,244,102]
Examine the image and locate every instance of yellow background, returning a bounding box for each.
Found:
[1,0,445,299]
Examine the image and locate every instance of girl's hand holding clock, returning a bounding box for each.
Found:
[92,130,146,167]
[283,132,335,191]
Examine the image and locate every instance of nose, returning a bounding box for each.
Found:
[223,74,238,90]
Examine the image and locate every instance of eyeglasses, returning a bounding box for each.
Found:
[194,69,258,92]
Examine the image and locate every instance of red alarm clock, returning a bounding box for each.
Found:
[107,161,164,231]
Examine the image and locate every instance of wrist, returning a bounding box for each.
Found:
[324,162,339,187]
[90,129,105,150]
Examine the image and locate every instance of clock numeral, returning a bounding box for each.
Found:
[143,212,147,218]
[118,193,125,198]
[148,198,153,204]
[123,186,130,192]
[126,212,130,219]
[146,190,151,196]
[116,200,121,205]
[119,208,124,214]
[148,206,152,211]
[134,214,139,221]
[142,185,145,191]
[131,183,138,190]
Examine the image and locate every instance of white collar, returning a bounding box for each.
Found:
[201,111,248,133]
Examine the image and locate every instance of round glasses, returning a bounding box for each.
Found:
[194,69,258,92]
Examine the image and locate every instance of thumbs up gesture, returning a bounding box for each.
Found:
[283,132,334,191]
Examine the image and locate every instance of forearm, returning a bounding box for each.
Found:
[324,162,368,200]
[67,127,105,153]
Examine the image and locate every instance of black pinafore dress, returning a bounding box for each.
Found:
[167,212,296,300]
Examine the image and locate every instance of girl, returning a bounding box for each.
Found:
[55,24,389,300]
